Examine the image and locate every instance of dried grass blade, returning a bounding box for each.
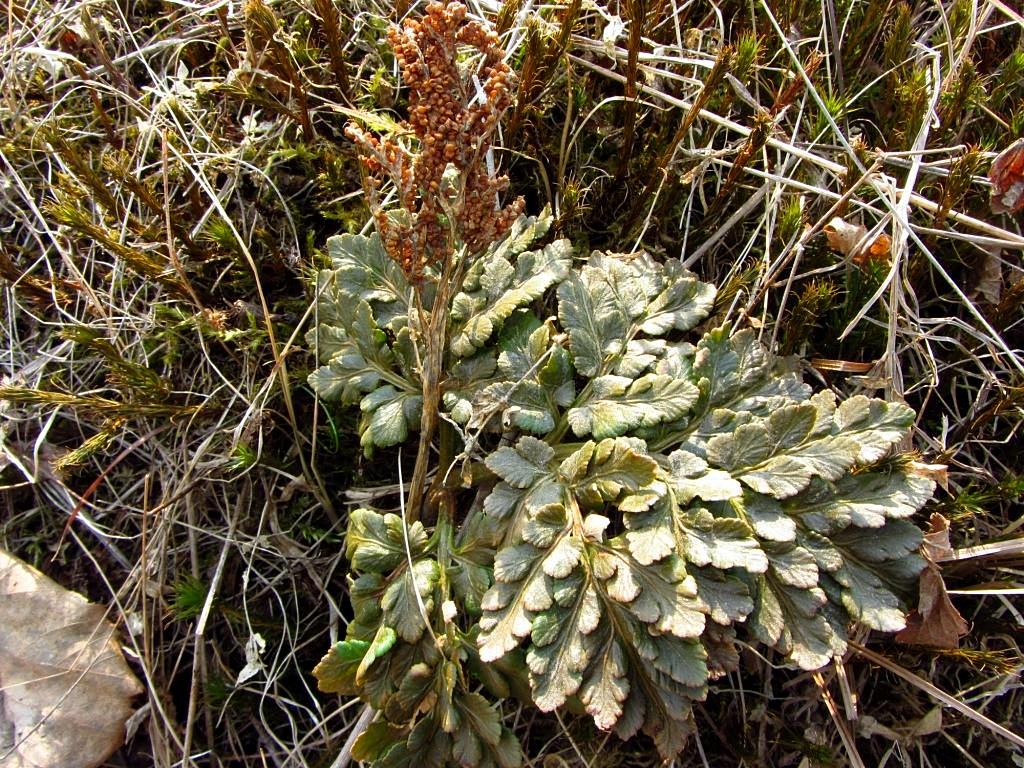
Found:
[850,641,1024,749]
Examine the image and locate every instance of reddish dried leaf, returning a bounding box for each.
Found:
[989,138,1024,214]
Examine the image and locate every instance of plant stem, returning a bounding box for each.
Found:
[405,251,462,522]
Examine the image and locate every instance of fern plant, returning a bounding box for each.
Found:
[309,3,934,765]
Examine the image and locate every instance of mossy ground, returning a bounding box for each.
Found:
[1,1,1022,765]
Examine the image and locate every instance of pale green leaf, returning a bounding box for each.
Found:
[307,301,404,404]
[450,239,572,358]
[326,231,400,299]
[614,338,668,377]
[667,449,743,503]
[693,327,772,407]
[450,557,493,615]
[560,437,658,507]
[479,540,551,661]
[382,558,439,642]
[639,259,716,335]
[443,351,498,425]
[312,639,370,694]
[795,472,935,534]
[833,559,911,632]
[355,624,398,684]
[472,319,574,435]
[557,262,630,377]
[623,493,677,566]
[359,386,422,449]
[690,568,753,624]
[350,721,408,764]
[706,399,860,499]
[526,583,601,710]
[647,634,708,688]
[457,692,502,747]
[580,639,630,730]
[681,509,768,573]
[831,518,923,562]
[345,509,428,573]
[743,494,796,542]
[764,541,819,589]
[542,536,583,578]
[603,553,705,639]
[487,207,553,262]
[567,374,699,439]
[749,576,844,670]
[833,396,915,463]
[485,437,555,488]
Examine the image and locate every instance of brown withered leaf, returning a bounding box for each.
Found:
[920,512,954,562]
[896,566,969,648]
[0,549,143,768]
[896,513,968,648]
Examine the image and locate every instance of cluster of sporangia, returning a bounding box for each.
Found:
[345,2,525,282]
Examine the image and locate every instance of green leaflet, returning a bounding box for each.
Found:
[792,472,936,534]
[443,351,499,425]
[705,392,909,499]
[680,508,769,573]
[346,509,429,573]
[358,703,523,768]
[482,436,659,551]
[383,558,440,642]
[485,436,555,489]
[305,297,422,450]
[311,633,395,695]
[567,374,699,439]
[747,573,843,670]
[359,385,423,449]
[307,300,403,404]
[667,449,743,504]
[449,239,572,358]
[559,437,659,508]
[487,206,553,262]
[692,327,809,411]
[325,231,413,331]
[469,317,574,435]
[637,257,717,335]
[558,252,715,378]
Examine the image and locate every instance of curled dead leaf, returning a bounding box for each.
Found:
[810,358,875,375]
[895,567,970,648]
[907,461,948,493]
[989,138,1024,215]
[921,512,954,562]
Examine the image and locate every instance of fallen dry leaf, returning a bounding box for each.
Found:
[824,216,891,268]
[896,513,969,648]
[895,513,969,647]
[0,549,143,768]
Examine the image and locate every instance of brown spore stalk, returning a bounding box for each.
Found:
[345,1,524,282]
